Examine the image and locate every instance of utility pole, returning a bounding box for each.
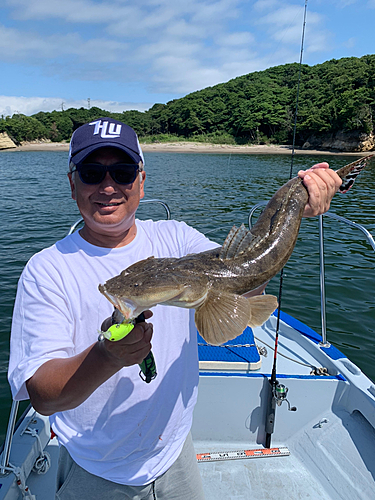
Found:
[88,98,91,109]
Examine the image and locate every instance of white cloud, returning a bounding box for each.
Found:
[252,0,279,12]
[1,0,339,98]
[191,0,239,23]
[217,32,255,47]
[1,0,253,93]
[0,25,128,63]
[6,0,124,23]
[257,6,318,37]
[335,0,358,6]
[343,37,356,49]
[254,4,330,56]
[7,0,235,30]
[0,96,151,117]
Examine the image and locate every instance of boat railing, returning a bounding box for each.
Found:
[0,401,19,475]
[67,198,171,234]
[248,203,375,347]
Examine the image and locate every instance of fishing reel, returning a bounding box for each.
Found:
[273,382,297,412]
[265,378,296,448]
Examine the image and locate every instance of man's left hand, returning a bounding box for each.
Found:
[298,163,342,217]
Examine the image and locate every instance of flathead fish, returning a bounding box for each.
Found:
[99,155,373,345]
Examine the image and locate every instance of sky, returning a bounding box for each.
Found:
[1,0,374,117]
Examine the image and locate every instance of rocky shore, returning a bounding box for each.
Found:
[0,132,17,150]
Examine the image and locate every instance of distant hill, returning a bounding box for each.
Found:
[1,54,374,151]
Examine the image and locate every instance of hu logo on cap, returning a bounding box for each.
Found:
[89,120,122,139]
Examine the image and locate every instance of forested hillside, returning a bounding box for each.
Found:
[1,55,374,148]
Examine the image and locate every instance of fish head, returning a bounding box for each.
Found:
[98,256,187,320]
[98,284,142,321]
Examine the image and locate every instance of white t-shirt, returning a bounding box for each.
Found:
[8,219,218,486]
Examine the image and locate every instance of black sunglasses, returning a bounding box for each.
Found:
[71,162,140,185]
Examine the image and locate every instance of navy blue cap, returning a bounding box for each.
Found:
[68,118,144,166]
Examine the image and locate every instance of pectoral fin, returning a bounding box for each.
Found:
[195,291,252,345]
[247,294,278,328]
[195,292,278,345]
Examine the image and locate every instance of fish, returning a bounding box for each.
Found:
[98,154,373,345]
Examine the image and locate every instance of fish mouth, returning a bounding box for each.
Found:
[98,285,137,320]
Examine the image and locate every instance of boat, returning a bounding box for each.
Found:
[1,199,375,500]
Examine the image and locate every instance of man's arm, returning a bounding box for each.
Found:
[26,314,153,416]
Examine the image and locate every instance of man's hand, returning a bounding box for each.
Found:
[100,310,153,368]
[298,163,342,217]
[26,309,154,415]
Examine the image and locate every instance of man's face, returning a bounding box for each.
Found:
[68,147,145,244]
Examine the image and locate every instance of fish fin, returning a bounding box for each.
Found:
[337,154,373,194]
[195,291,251,345]
[220,224,260,259]
[247,294,278,328]
[219,225,238,259]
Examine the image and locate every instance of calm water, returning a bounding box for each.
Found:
[1,150,374,441]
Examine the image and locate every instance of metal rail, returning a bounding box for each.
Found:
[0,400,19,475]
[249,203,375,347]
[324,211,375,251]
[318,212,375,345]
[248,202,267,229]
[68,198,171,235]
[318,215,329,346]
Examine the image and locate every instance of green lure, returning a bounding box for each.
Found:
[103,322,135,341]
[102,313,157,384]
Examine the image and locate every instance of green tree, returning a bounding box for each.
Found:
[3,54,375,147]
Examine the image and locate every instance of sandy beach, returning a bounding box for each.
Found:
[2,141,373,156]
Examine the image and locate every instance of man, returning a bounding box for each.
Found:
[8,118,342,499]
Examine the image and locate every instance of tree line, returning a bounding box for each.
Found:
[1,54,374,146]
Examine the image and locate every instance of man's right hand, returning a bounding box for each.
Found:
[100,310,153,367]
[26,309,153,416]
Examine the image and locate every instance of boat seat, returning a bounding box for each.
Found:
[197,327,261,371]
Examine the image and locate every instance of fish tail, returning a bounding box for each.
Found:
[336,154,373,194]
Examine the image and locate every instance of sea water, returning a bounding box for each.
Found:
[1,150,374,441]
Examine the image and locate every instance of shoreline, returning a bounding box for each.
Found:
[1,141,373,156]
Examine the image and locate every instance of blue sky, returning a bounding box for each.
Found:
[1,0,374,116]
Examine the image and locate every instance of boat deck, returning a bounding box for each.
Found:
[193,313,375,500]
[198,448,332,500]
[12,405,375,500]
[195,406,375,500]
[1,313,375,500]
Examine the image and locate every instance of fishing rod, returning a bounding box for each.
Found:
[264,0,308,449]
